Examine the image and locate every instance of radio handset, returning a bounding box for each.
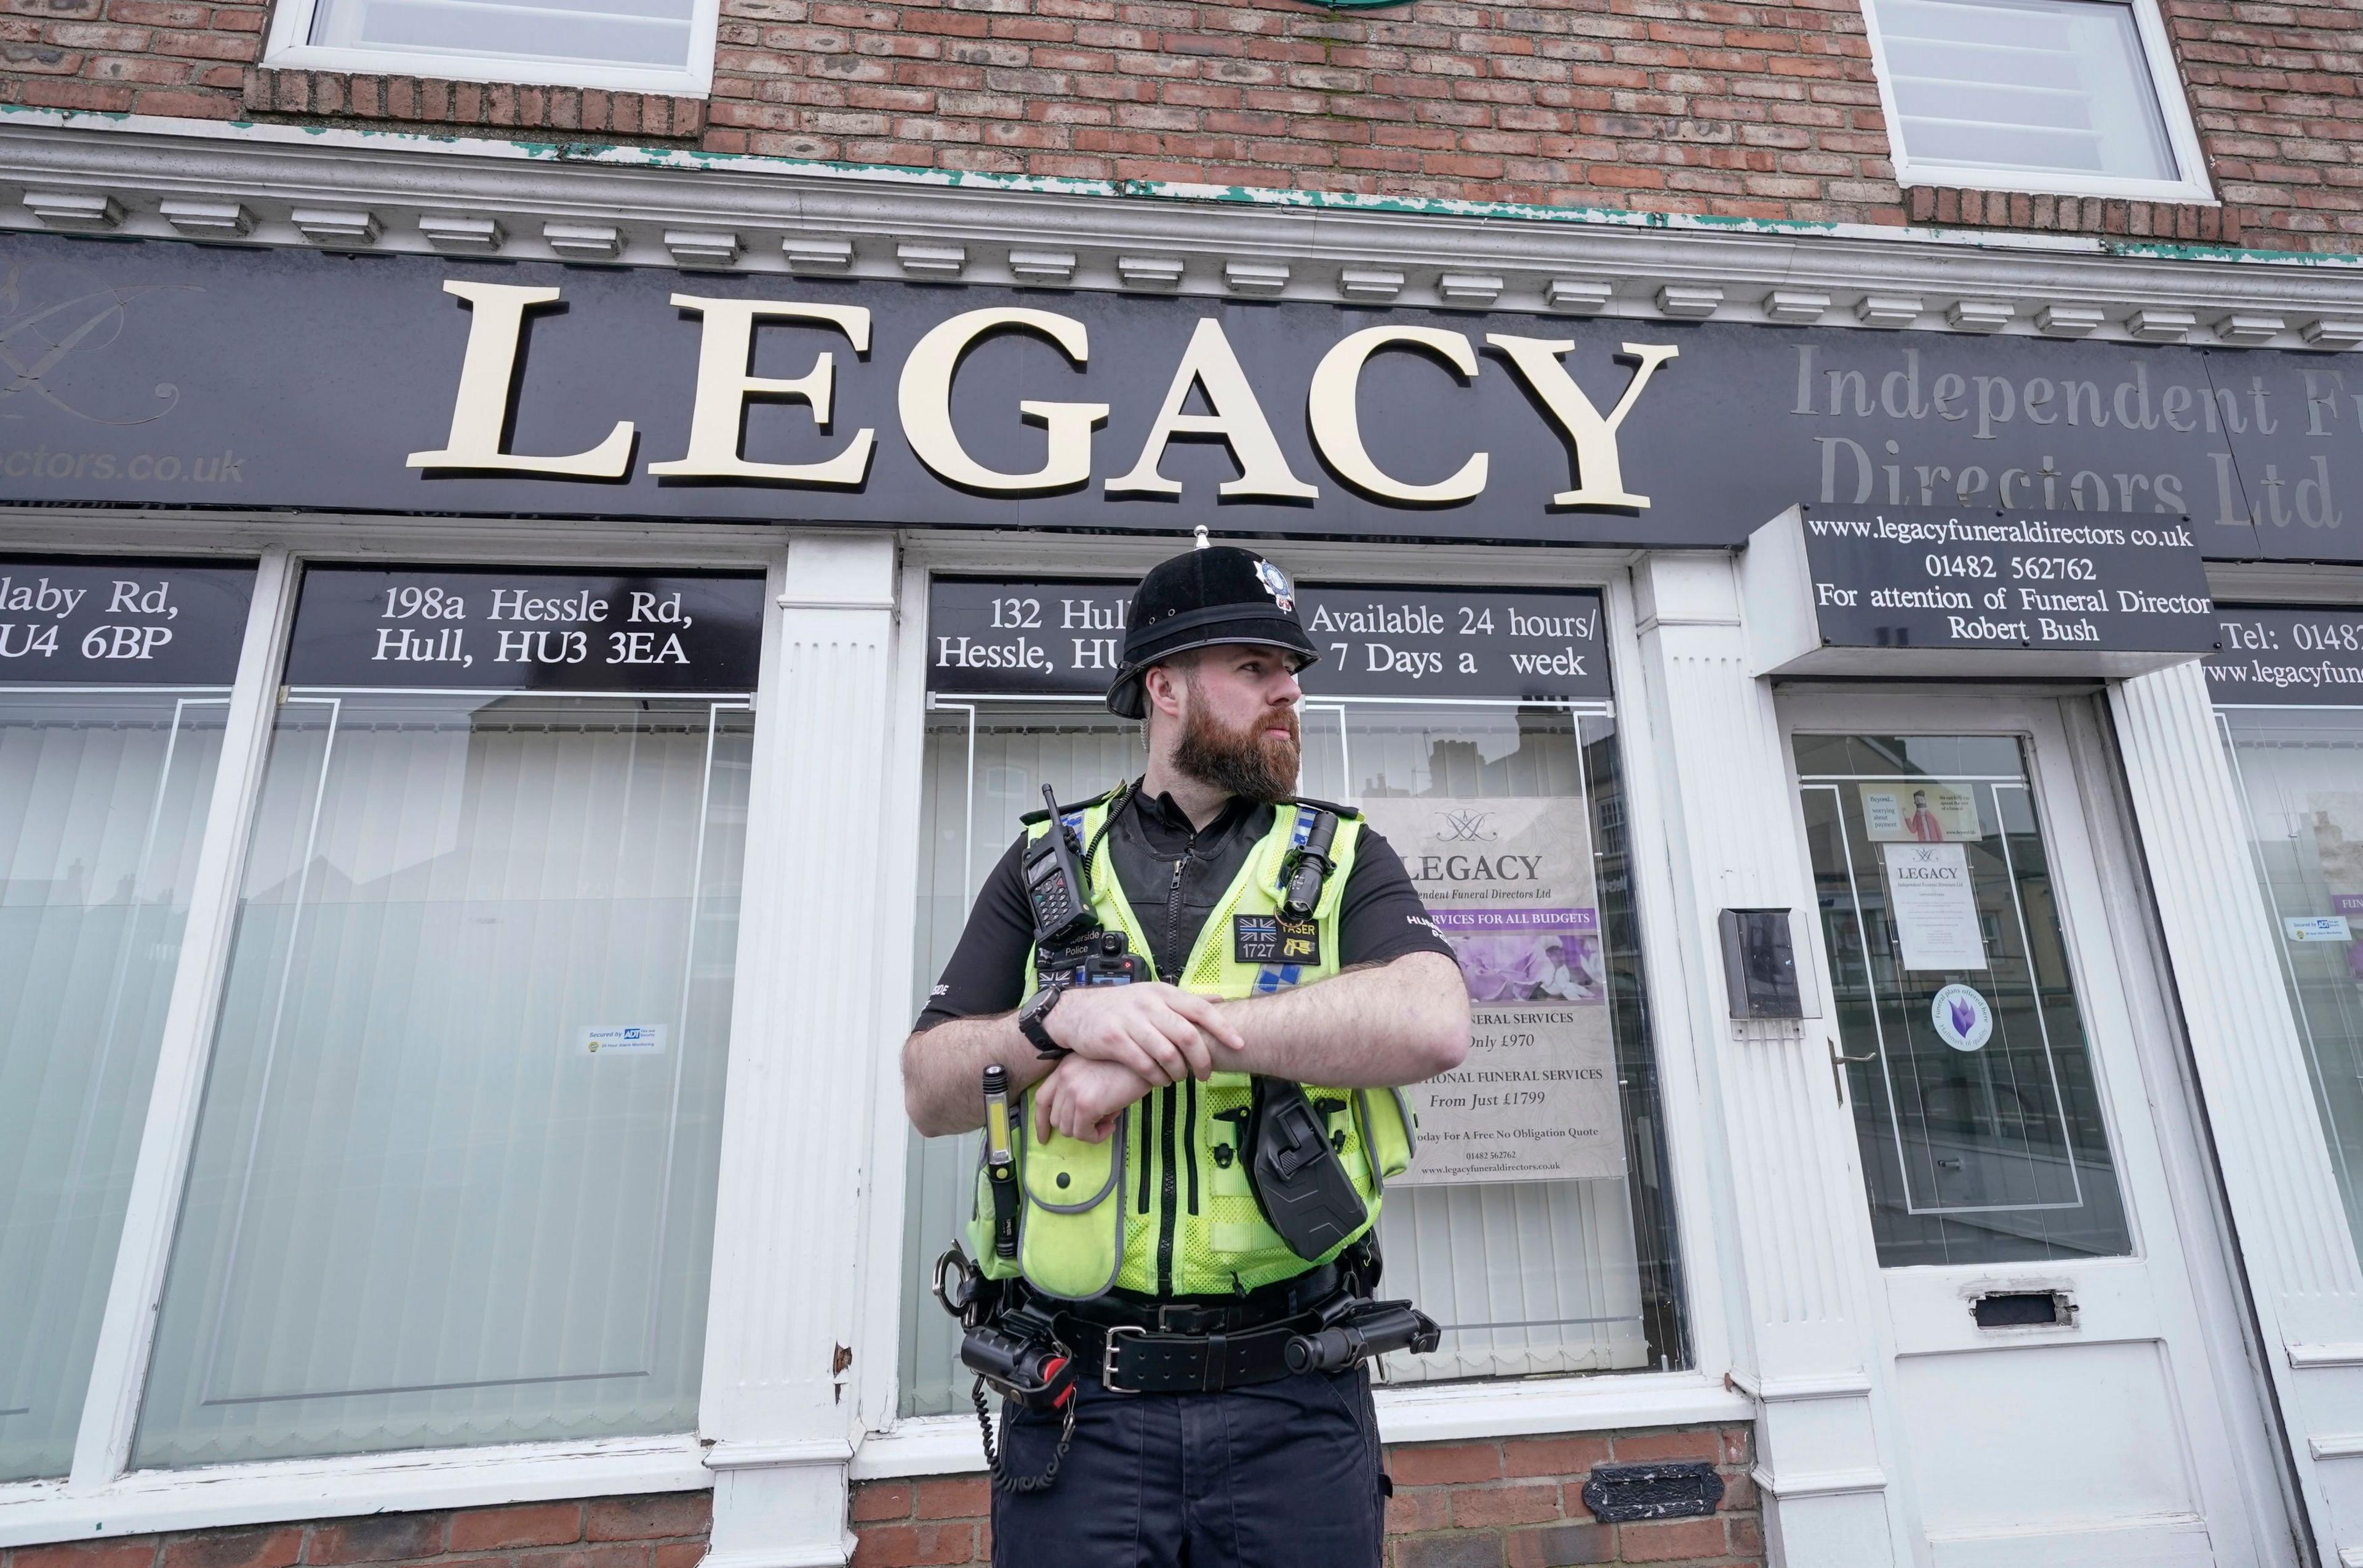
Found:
[1023,785,1099,947]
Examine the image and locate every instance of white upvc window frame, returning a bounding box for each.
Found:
[1859,0,2217,206]
[258,0,719,100]
[848,529,1748,1478]
[0,514,789,1547]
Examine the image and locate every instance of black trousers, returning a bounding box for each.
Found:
[990,1367,1386,1568]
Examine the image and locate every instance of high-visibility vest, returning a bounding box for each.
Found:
[970,788,1417,1300]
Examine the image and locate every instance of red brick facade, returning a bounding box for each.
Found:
[849,1425,1763,1568]
[1,0,2357,251]
[0,1497,711,1568]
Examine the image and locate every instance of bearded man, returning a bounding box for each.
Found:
[902,542,1471,1568]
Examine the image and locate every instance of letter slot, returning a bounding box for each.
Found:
[1971,1290,2076,1329]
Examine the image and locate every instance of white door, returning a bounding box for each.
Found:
[1779,689,2288,1568]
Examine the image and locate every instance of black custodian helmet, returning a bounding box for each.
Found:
[1107,543,1320,719]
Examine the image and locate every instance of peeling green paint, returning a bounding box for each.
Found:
[10,103,2363,270]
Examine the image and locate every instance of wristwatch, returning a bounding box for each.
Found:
[1017,986,1070,1060]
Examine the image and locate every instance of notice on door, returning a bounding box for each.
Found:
[1882,842,1988,972]
[1359,796,1625,1186]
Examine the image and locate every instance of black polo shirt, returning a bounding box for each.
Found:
[913,788,1454,1030]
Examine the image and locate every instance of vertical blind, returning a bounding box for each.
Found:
[0,693,227,1482]
[1876,0,2179,181]
[136,695,749,1466]
[2220,709,2363,1256]
[897,701,1683,1417]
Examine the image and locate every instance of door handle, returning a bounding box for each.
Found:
[1827,1037,1876,1104]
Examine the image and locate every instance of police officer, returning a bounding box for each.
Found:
[903,542,1472,1568]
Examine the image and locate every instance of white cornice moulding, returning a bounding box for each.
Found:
[1224,260,1289,295]
[1116,254,1184,290]
[290,206,377,247]
[22,188,119,228]
[4,116,2363,349]
[1009,248,1076,284]
[418,212,500,252]
[664,228,738,267]
[1439,272,1505,307]
[1764,289,1831,323]
[158,198,250,238]
[1657,284,1722,318]
[2128,307,2199,342]
[1855,294,1923,327]
[2217,313,2286,345]
[2036,303,2105,335]
[545,220,621,260]
[895,241,964,278]
[1548,278,1614,314]
[1946,298,2013,332]
[783,235,853,273]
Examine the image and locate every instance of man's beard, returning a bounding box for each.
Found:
[1172,692,1300,804]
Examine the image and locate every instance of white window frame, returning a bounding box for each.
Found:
[1859,0,2217,206]
[259,0,719,101]
[0,516,788,1545]
[847,529,1748,1479]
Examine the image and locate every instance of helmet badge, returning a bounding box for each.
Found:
[1253,559,1295,614]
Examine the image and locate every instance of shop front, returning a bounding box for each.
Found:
[2,218,2361,1568]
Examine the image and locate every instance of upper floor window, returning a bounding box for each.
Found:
[265,0,714,95]
[1863,0,2213,203]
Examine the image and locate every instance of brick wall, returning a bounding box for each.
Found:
[4,0,2355,250]
[0,1495,711,1568]
[849,1424,1762,1568]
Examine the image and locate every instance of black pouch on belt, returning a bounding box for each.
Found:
[1246,1076,1369,1260]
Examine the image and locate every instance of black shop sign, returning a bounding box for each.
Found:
[5,230,2362,566]
[285,566,764,692]
[2207,607,2363,704]
[1745,505,2218,677]
[0,558,254,684]
[927,578,1610,703]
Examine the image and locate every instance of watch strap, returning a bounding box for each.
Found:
[1018,987,1070,1060]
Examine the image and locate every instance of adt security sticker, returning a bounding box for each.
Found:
[2285,915,2353,943]
[582,1025,665,1056]
[1930,985,1993,1052]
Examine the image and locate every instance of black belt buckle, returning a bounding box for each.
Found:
[1100,1324,1146,1395]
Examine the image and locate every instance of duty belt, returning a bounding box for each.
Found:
[1050,1264,1343,1396]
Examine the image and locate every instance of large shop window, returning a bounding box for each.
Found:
[2213,609,2363,1258]
[132,567,762,1467]
[0,561,254,1483]
[898,579,1687,1417]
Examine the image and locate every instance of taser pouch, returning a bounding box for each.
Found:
[1246,1076,1370,1261]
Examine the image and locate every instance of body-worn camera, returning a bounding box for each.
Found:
[1037,927,1146,990]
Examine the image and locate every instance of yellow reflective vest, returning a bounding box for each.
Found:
[970,787,1417,1300]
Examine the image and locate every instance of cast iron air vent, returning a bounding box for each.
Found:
[1580,1462,1724,1523]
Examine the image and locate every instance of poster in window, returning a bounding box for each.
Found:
[1860,780,1980,843]
[1357,796,1626,1186]
[2305,794,2363,981]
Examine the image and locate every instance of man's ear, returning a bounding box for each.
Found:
[1142,658,1188,719]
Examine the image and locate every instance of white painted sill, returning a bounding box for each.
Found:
[1901,166,2220,207]
[260,41,711,99]
[849,1370,1751,1481]
[0,1433,708,1546]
